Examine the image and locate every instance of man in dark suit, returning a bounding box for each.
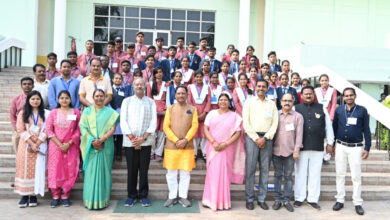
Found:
[161,46,181,82]
[187,41,201,71]
[139,45,161,71]
[276,73,298,109]
[199,47,221,73]
[268,51,282,72]
[100,55,115,85]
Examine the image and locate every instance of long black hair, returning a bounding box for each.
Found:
[23,90,45,123]
[56,90,74,108]
[238,73,253,95]
[151,67,163,96]
[218,93,235,111]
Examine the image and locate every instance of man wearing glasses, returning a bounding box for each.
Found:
[293,86,334,210]
[271,93,304,212]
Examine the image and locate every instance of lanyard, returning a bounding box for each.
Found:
[85,54,91,65]
[46,70,57,80]
[32,112,39,126]
[242,88,247,99]
[210,84,218,96]
[71,68,78,77]
[170,59,175,69]
[123,73,132,85]
[250,79,256,89]
[61,78,71,91]
[110,56,114,69]
[182,68,188,73]
[146,69,153,81]
[210,60,214,71]
[201,50,206,58]
[345,105,356,119]
[196,84,203,99]
[138,45,142,54]
[158,51,164,59]
[321,87,328,98]
[204,74,209,84]
[189,54,194,66]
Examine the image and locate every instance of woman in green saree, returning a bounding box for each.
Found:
[79,89,119,210]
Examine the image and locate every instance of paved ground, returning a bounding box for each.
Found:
[1,199,390,220]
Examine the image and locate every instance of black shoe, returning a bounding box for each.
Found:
[323,159,330,165]
[50,199,60,208]
[257,201,269,210]
[18,196,28,208]
[284,202,294,212]
[272,201,282,210]
[308,202,321,210]
[29,196,38,207]
[294,201,303,208]
[115,154,122,161]
[246,202,254,210]
[355,205,364,215]
[332,202,344,211]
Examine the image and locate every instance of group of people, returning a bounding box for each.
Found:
[10,32,371,215]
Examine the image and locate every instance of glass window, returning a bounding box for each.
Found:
[171,32,185,45]
[143,32,154,45]
[109,29,123,41]
[125,29,138,43]
[94,43,107,56]
[172,10,186,20]
[141,19,154,29]
[202,12,215,22]
[94,28,108,41]
[187,22,200,32]
[141,8,155,18]
[201,33,214,47]
[202,23,214,33]
[110,6,124,16]
[126,7,139,17]
[125,18,139,29]
[172,21,185,31]
[156,20,170,30]
[187,11,200,21]
[95,5,108,16]
[157,9,170,19]
[95,17,108,27]
[186,32,200,44]
[110,17,123,28]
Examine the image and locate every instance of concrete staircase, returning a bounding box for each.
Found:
[1,67,390,201]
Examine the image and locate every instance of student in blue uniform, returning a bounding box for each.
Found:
[187,41,202,71]
[161,46,181,82]
[111,72,126,161]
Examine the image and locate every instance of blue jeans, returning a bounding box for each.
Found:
[245,135,273,202]
[273,154,294,202]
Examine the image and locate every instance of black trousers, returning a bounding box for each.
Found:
[125,146,151,199]
[114,135,123,156]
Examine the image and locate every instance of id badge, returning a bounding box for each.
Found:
[347,117,357,125]
[196,97,203,103]
[161,57,166,60]
[133,64,138,69]
[112,62,118,68]
[321,99,328,103]
[67,114,77,121]
[267,94,274,100]
[211,96,217,104]
[285,123,295,131]
[141,51,146,56]
[137,53,141,58]
[30,125,40,133]
[118,91,125,97]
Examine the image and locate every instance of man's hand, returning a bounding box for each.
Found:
[293,152,300,160]
[255,138,266,148]
[362,150,369,160]
[176,139,187,149]
[326,145,334,157]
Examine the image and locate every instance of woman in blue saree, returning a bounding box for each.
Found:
[79,89,119,210]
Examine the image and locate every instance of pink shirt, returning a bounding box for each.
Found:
[221,54,231,63]
[134,43,148,60]
[77,52,98,76]
[107,54,120,73]
[155,49,169,61]
[71,66,84,79]
[195,49,208,59]
[114,49,126,61]
[119,55,140,73]
[46,68,61,80]
[142,68,154,82]
[10,94,27,130]
[175,48,188,60]
[273,110,304,157]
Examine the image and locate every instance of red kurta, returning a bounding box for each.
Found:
[187,84,211,138]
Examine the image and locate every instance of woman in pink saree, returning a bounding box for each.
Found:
[46,90,81,207]
[202,92,245,211]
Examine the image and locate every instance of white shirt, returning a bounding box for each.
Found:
[120,95,157,147]
[33,79,50,109]
[101,68,111,81]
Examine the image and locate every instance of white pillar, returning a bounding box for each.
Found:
[53,0,67,66]
[238,0,251,55]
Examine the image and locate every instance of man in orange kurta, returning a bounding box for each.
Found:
[163,86,198,208]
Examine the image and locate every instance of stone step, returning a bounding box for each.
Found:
[0,113,9,121]
[0,131,12,143]
[1,181,389,201]
[0,122,12,132]
[0,142,13,154]
[1,166,389,186]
